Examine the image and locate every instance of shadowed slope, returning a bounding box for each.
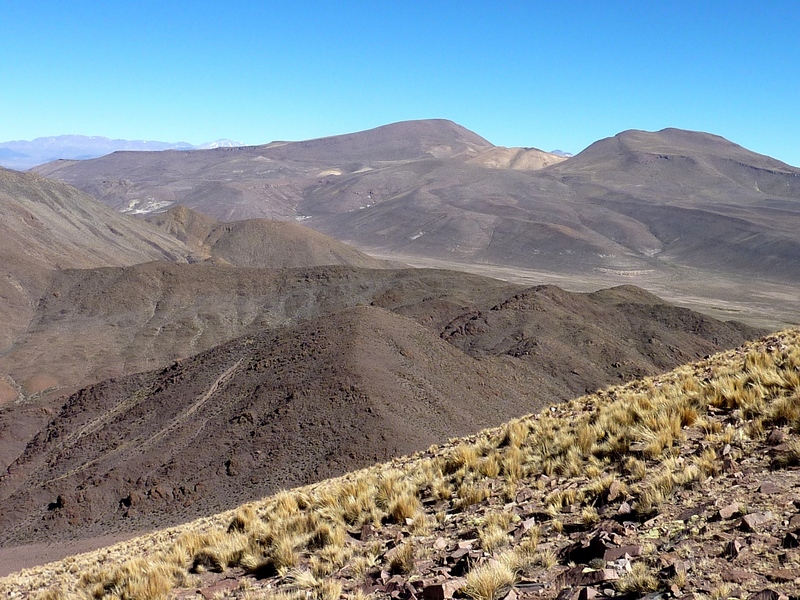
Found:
[0,306,546,545]
[0,276,763,548]
[0,262,762,409]
[0,264,517,401]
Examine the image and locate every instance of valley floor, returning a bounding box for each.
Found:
[366,252,800,332]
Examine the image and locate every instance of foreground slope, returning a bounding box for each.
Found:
[3,328,799,598]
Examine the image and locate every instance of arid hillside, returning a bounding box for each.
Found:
[144,206,396,269]
[0,166,190,365]
[3,328,799,599]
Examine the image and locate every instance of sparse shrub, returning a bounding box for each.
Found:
[479,525,510,554]
[389,542,415,575]
[581,506,600,525]
[497,419,529,448]
[479,452,501,478]
[271,535,299,571]
[463,560,516,600]
[351,551,379,578]
[513,526,540,568]
[771,437,800,468]
[456,481,491,508]
[228,504,259,533]
[445,443,480,474]
[615,561,659,593]
[535,547,558,569]
[308,522,345,550]
[709,582,734,600]
[623,456,647,480]
[388,492,421,524]
[316,579,343,600]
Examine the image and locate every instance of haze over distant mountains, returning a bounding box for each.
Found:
[0,135,243,171]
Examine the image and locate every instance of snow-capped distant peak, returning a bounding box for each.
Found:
[196,139,244,149]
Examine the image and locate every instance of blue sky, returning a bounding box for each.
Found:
[2,1,799,166]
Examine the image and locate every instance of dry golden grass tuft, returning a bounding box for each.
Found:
[4,328,800,599]
[463,560,516,600]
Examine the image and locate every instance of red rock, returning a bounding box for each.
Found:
[516,488,535,503]
[557,566,619,587]
[521,517,537,531]
[741,512,775,532]
[783,532,799,548]
[603,544,642,562]
[766,429,787,445]
[502,589,518,600]
[764,569,798,583]
[659,559,689,579]
[759,481,782,494]
[749,590,789,600]
[723,569,753,584]
[725,539,744,559]
[788,514,800,529]
[579,588,598,600]
[563,534,613,564]
[606,480,623,502]
[717,502,741,520]
[722,457,739,472]
[555,588,581,600]
[449,547,470,561]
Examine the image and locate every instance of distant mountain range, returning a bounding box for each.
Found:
[0,135,243,170]
[32,120,800,294]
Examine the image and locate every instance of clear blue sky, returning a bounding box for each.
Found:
[2,1,799,166]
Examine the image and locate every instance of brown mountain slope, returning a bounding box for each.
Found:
[144,205,396,269]
[0,261,761,410]
[29,120,561,223]
[0,167,188,354]
[546,128,800,279]
[0,279,763,548]
[4,329,800,597]
[0,305,548,546]
[0,264,517,404]
[31,119,500,221]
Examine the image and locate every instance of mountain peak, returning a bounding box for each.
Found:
[257,119,493,162]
